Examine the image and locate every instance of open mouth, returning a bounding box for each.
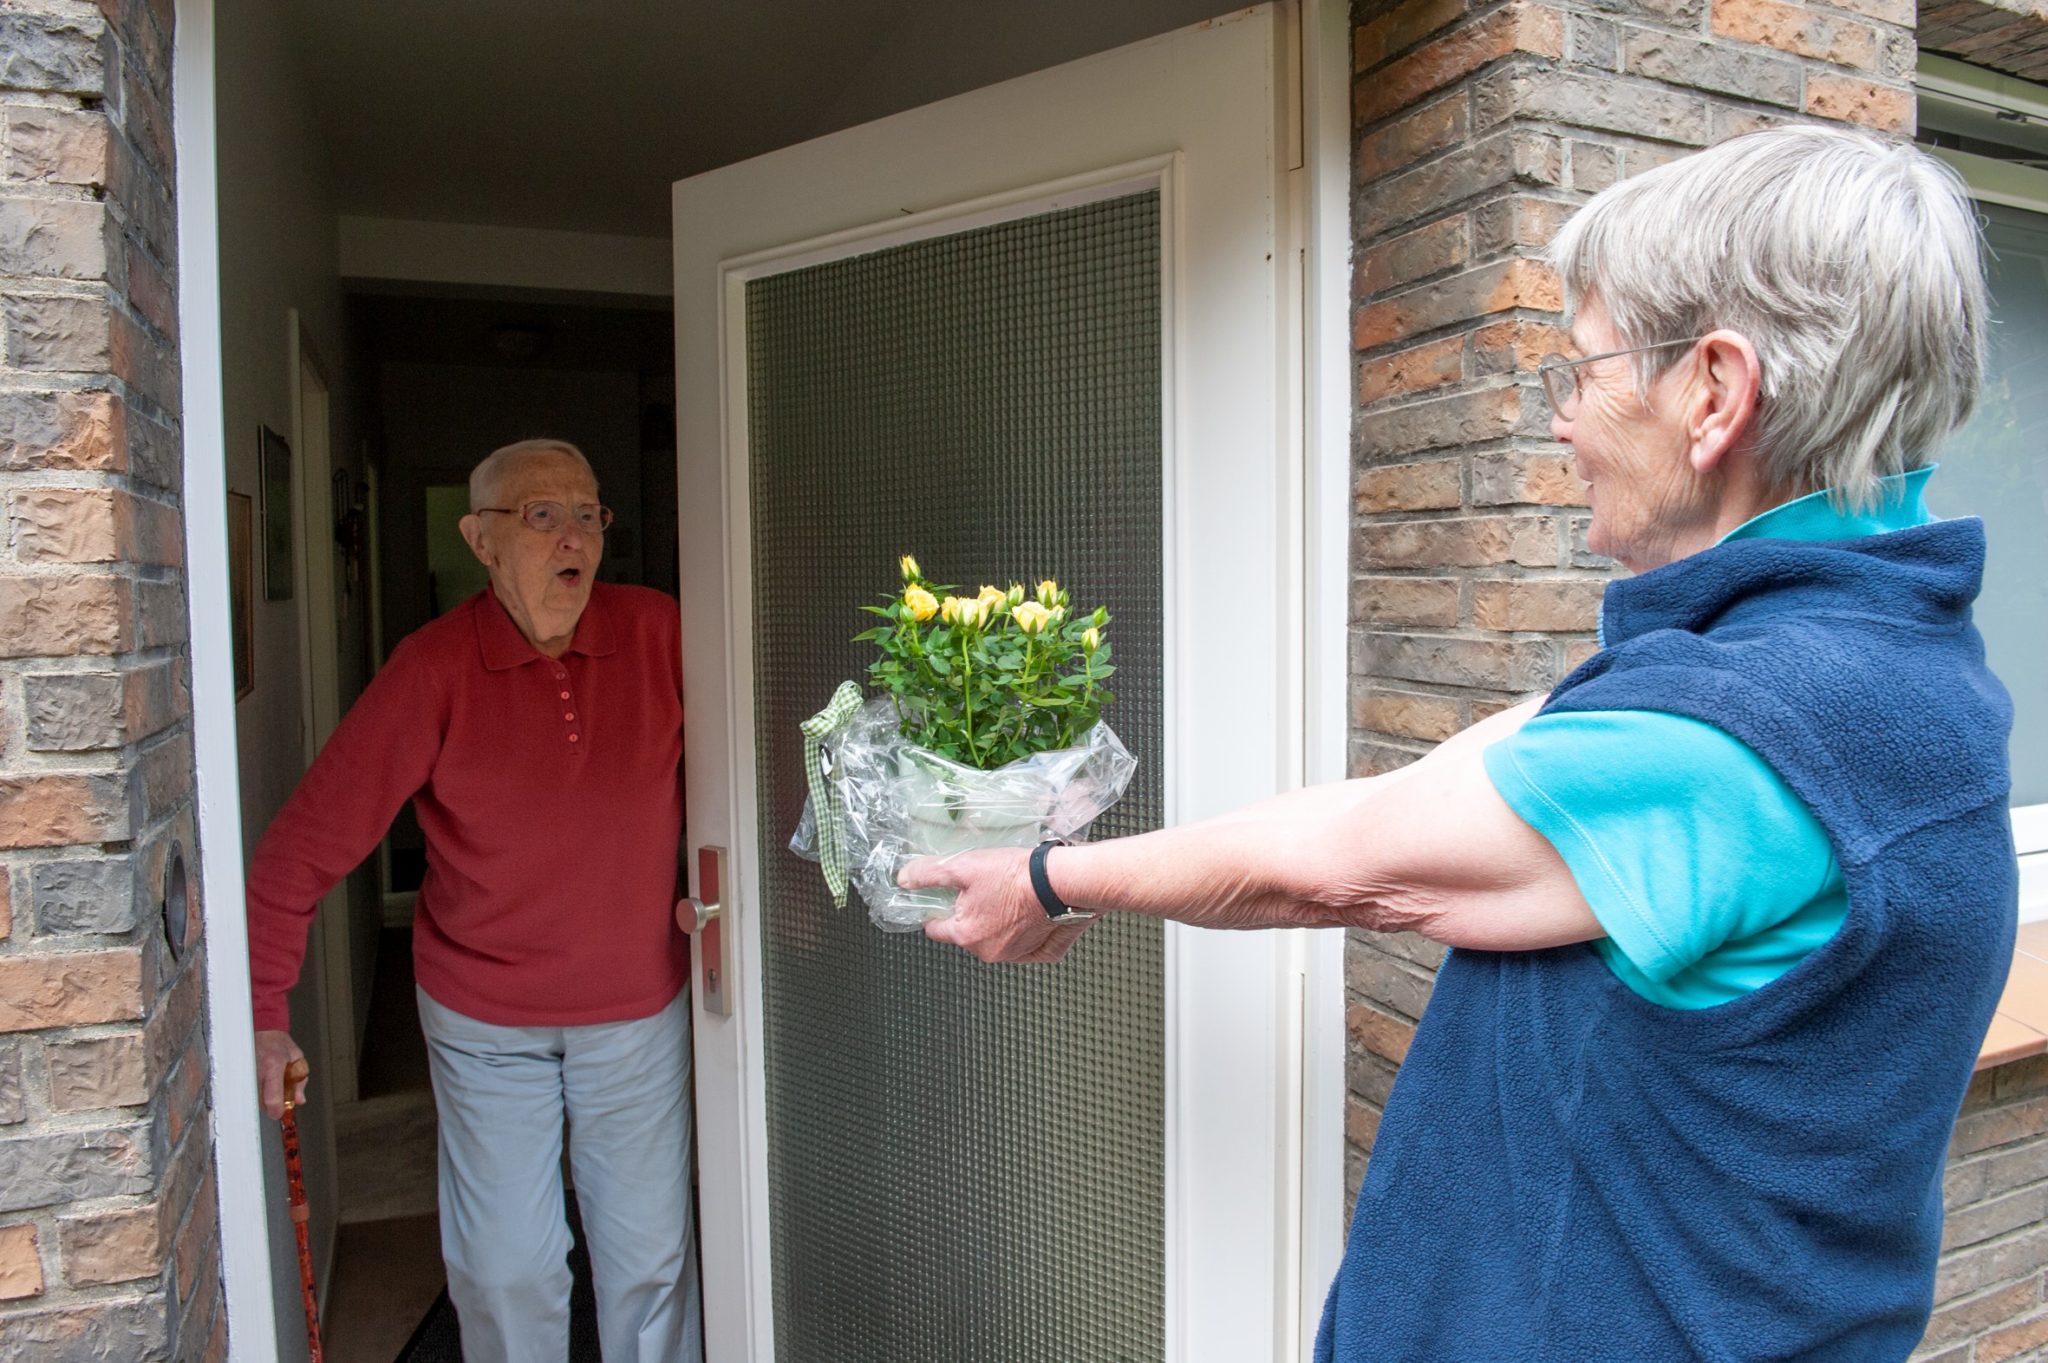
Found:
[556,567,584,586]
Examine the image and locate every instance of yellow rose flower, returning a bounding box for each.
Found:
[942,595,991,628]
[899,554,921,583]
[903,585,938,622]
[1036,579,1058,606]
[1081,626,1101,653]
[1011,600,1052,634]
[1006,583,1025,608]
[976,584,1006,609]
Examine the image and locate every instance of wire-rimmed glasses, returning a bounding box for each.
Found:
[477,501,614,535]
[1537,339,1705,419]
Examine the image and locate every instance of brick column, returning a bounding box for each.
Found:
[0,2,224,1360]
[1342,0,1915,1200]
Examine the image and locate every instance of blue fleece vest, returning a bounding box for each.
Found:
[1317,518,2016,1363]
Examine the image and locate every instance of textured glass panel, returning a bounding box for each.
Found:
[1928,201,2048,806]
[746,192,1165,1363]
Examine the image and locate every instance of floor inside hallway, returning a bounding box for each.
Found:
[322,925,448,1362]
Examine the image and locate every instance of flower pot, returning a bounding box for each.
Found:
[877,748,1053,923]
[795,694,1136,930]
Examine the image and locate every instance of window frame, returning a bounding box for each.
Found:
[1919,53,2048,920]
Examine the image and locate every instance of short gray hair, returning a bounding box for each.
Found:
[1547,125,1988,509]
[469,439,597,511]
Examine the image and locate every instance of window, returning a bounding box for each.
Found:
[1919,54,2048,919]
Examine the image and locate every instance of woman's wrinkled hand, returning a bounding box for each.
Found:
[901,848,1096,964]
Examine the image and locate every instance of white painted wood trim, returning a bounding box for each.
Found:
[702,253,774,1360]
[1919,53,2048,123]
[1295,0,1354,1348]
[1925,145,2048,217]
[174,0,282,1356]
[2015,811,2047,924]
[698,153,1188,1363]
[337,215,672,297]
[676,10,1302,1359]
[290,317,356,1108]
[2015,807,2048,855]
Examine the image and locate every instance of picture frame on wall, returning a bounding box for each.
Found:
[227,492,255,699]
[260,424,294,601]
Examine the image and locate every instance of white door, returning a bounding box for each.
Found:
[674,10,1314,1361]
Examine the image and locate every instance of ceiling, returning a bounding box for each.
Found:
[279,0,1243,239]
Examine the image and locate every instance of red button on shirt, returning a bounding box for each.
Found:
[245,583,687,1031]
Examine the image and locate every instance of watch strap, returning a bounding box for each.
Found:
[1028,840,1094,922]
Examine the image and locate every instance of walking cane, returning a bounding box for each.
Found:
[280,1057,326,1363]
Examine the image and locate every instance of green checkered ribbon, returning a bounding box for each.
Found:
[801,681,864,908]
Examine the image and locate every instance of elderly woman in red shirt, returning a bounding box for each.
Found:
[245,439,698,1363]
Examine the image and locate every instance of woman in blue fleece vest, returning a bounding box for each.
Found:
[903,125,2017,1360]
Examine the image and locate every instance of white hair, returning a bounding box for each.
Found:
[469,438,597,511]
[1547,125,1989,509]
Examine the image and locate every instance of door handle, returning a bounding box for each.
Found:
[676,845,731,1017]
[682,893,720,934]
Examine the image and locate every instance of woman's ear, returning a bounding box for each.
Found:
[1687,329,1761,475]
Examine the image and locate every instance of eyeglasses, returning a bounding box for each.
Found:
[477,501,614,535]
[1537,339,1704,419]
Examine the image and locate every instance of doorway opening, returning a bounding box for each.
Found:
[201,2,1266,1360]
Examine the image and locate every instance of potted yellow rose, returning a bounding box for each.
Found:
[792,556,1135,928]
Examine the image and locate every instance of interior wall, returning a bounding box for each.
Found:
[374,363,644,646]
[213,0,375,1349]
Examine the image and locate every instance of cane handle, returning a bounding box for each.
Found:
[283,1057,310,1111]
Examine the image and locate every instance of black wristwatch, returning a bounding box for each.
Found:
[1028,838,1096,925]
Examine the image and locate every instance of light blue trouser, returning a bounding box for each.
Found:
[417,986,703,1363]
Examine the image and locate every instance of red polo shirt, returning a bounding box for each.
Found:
[246,583,688,1032]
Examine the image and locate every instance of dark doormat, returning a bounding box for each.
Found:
[394,1193,600,1362]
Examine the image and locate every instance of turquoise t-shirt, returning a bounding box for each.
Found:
[1481,468,1935,1009]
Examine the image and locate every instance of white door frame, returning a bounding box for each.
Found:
[674,7,1353,1359]
[174,0,1355,1358]
[1297,0,1356,1347]
[288,315,358,1103]
[174,1,282,1358]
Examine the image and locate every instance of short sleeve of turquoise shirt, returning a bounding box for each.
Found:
[1482,712,1849,1009]
[1473,467,1937,1008]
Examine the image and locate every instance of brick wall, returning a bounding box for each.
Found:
[1922,1059,2048,1362]
[0,2,224,1360]
[1342,0,1915,1193]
